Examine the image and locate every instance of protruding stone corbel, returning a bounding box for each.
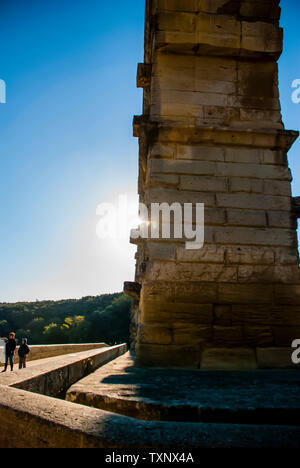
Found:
[137,63,152,88]
[124,282,141,301]
[133,115,143,137]
[292,197,300,218]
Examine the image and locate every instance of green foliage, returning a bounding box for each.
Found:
[0,293,132,346]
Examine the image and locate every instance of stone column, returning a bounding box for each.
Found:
[127,0,300,369]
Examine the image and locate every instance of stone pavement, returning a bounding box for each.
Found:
[67,352,300,425]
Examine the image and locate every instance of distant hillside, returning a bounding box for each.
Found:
[0,293,131,346]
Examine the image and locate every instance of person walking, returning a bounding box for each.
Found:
[18,338,30,369]
[2,332,17,372]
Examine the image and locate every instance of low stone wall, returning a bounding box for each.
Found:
[1,384,300,448]
[0,343,108,367]
[0,344,127,397]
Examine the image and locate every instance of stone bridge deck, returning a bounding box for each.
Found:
[1,347,300,447]
[67,352,300,426]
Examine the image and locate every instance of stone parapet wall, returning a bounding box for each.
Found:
[0,343,108,366]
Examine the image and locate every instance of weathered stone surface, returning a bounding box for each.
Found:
[201,348,257,370]
[140,299,213,324]
[138,323,172,345]
[226,246,275,265]
[128,0,300,368]
[66,353,300,437]
[124,281,141,301]
[0,345,127,397]
[0,343,108,367]
[257,347,296,369]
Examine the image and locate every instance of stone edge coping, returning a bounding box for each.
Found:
[9,343,108,349]
[0,345,126,389]
[0,343,108,366]
[1,384,300,448]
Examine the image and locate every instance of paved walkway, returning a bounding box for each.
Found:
[67,352,300,425]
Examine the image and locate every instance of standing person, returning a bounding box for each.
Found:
[18,338,30,369]
[2,332,16,372]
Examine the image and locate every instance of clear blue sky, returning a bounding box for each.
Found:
[0,0,299,302]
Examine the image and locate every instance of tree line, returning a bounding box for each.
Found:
[0,293,131,346]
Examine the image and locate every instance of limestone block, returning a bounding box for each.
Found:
[176,145,224,162]
[205,207,227,225]
[270,307,300,327]
[150,142,176,159]
[172,323,212,345]
[227,209,267,227]
[272,326,300,347]
[203,106,239,125]
[228,95,280,111]
[212,326,244,347]
[229,178,264,194]
[224,147,263,164]
[140,281,177,303]
[195,79,236,95]
[195,56,237,82]
[216,193,291,211]
[151,96,204,120]
[268,212,296,230]
[201,348,257,370]
[213,304,233,326]
[240,109,282,127]
[262,150,287,165]
[241,21,282,55]
[218,283,274,304]
[226,246,275,265]
[147,242,177,261]
[154,56,236,95]
[156,0,199,13]
[153,89,228,111]
[214,226,294,247]
[256,347,296,369]
[141,280,218,305]
[264,180,292,197]
[198,0,238,14]
[196,13,241,50]
[145,187,216,207]
[274,285,300,305]
[135,343,201,367]
[243,327,274,346]
[239,2,281,22]
[237,61,278,98]
[238,265,283,284]
[140,300,213,324]
[180,175,227,192]
[157,12,196,33]
[175,282,218,303]
[149,157,216,176]
[215,162,291,180]
[147,173,179,188]
[177,244,226,263]
[274,247,299,265]
[138,324,172,345]
[153,56,195,92]
[146,261,238,283]
[231,305,271,326]
[155,30,196,47]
